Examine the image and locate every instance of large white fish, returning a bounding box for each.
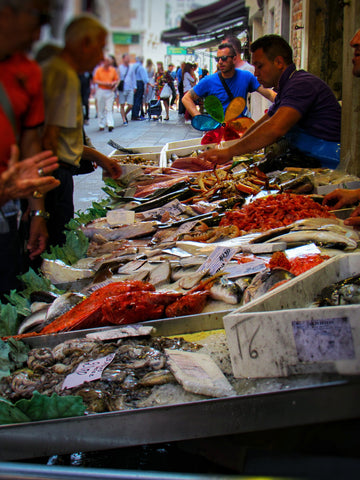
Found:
[266,230,358,250]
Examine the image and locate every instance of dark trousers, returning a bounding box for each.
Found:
[178,81,185,114]
[0,215,23,295]
[132,81,145,119]
[45,166,74,248]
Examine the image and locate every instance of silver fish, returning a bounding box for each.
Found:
[41,259,94,286]
[45,292,86,324]
[243,268,295,304]
[265,230,358,250]
[18,308,48,334]
[209,277,243,305]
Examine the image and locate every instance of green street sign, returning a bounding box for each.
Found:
[113,32,140,45]
[167,46,187,55]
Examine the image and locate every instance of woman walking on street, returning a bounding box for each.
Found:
[155,61,173,121]
[144,58,155,114]
[182,62,197,123]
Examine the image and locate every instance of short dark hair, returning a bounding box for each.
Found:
[250,34,293,64]
[218,42,237,57]
[224,36,242,55]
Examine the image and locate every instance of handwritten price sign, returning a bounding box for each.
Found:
[61,353,115,390]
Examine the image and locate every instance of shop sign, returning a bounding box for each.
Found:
[113,32,140,45]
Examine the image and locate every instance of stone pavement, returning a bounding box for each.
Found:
[73,104,201,213]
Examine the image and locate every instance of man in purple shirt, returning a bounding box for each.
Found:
[196,35,341,170]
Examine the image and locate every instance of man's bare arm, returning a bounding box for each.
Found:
[182,89,201,117]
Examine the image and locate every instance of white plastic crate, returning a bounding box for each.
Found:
[223,252,360,378]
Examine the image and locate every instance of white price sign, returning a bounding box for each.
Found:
[62,353,115,390]
[198,246,238,275]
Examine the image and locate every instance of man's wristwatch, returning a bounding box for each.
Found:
[30,210,50,220]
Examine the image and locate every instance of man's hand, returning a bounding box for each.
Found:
[345,205,360,229]
[198,147,233,165]
[100,157,122,179]
[0,146,60,206]
[322,188,360,210]
[27,216,49,260]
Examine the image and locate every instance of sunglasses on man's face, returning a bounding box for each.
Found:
[215,55,235,62]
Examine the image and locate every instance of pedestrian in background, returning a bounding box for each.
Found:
[132,56,148,121]
[182,62,197,123]
[144,58,155,114]
[155,61,172,121]
[42,14,121,247]
[177,62,185,115]
[109,54,120,112]
[167,64,177,109]
[93,56,119,132]
[119,53,136,125]
[79,71,92,125]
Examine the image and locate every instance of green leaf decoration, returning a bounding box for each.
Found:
[224,97,246,122]
[0,338,29,380]
[0,340,12,379]
[204,95,224,123]
[0,397,30,424]
[16,391,86,422]
[18,268,55,297]
[4,290,31,318]
[0,392,86,425]
[0,303,20,337]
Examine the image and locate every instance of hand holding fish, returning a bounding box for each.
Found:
[322,188,360,210]
[198,147,233,166]
[344,205,360,228]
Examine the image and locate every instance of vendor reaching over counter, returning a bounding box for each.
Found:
[322,29,360,227]
[182,35,341,172]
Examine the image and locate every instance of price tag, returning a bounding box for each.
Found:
[165,220,198,242]
[292,317,355,362]
[61,353,115,390]
[197,246,238,275]
[141,199,185,220]
[222,258,267,278]
[285,243,321,259]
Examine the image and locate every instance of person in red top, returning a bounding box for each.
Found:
[0,0,59,294]
[93,56,119,132]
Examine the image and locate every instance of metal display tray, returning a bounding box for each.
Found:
[1,311,359,461]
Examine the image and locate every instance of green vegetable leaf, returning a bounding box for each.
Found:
[0,340,11,379]
[0,339,30,380]
[18,268,55,297]
[204,95,224,124]
[6,338,30,370]
[4,290,31,318]
[16,391,86,422]
[0,302,20,337]
[42,228,89,266]
[0,397,30,424]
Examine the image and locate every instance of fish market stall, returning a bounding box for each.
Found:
[1,142,360,464]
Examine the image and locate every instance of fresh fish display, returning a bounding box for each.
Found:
[265,230,357,250]
[45,292,86,325]
[41,259,95,286]
[243,268,295,304]
[209,277,243,305]
[17,308,49,335]
[314,274,360,306]
[0,336,204,414]
[81,221,158,241]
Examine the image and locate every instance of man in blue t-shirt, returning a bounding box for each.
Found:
[182,42,276,119]
[197,35,341,170]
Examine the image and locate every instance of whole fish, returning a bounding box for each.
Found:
[209,277,243,305]
[243,268,295,304]
[18,308,49,334]
[45,292,86,324]
[265,230,357,250]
